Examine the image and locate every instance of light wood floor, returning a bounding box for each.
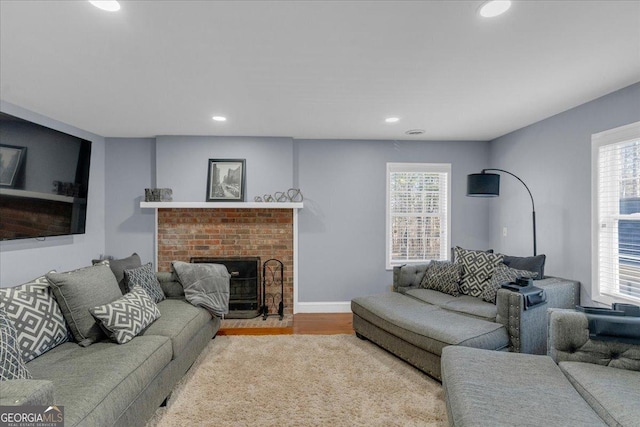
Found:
[218,313,354,336]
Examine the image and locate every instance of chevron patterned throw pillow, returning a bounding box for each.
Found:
[89,287,161,344]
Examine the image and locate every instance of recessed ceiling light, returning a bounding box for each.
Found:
[385,117,400,123]
[212,116,227,122]
[478,0,511,18]
[405,129,426,135]
[89,1,121,12]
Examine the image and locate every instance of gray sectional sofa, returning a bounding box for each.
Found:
[1,270,220,427]
[352,261,579,380]
[442,309,640,427]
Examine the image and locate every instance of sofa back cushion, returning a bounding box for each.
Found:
[47,265,122,347]
[0,273,69,362]
[549,309,640,371]
[392,263,430,290]
[93,253,142,294]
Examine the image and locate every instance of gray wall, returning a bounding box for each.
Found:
[0,101,106,287]
[488,82,640,304]
[103,135,296,266]
[102,135,491,305]
[297,138,491,301]
[104,138,156,265]
[155,136,294,202]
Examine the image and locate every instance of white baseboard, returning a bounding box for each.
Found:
[295,301,352,313]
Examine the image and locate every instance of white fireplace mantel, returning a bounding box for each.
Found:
[140,201,303,209]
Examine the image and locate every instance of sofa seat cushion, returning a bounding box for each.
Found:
[406,289,497,321]
[26,336,172,427]
[559,361,640,427]
[351,293,508,356]
[140,298,212,359]
[441,346,607,427]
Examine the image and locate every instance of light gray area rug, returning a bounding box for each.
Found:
[147,334,447,426]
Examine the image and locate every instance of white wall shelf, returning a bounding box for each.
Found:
[140,201,303,209]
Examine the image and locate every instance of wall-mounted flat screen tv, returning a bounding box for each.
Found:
[0,111,91,241]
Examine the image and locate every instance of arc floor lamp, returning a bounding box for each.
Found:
[466,169,537,256]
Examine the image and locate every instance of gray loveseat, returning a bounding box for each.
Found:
[441,309,640,426]
[1,271,220,427]
[351,262,579,380]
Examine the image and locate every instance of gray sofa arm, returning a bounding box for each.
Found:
[156,271,185,298]
[0,380,54,406]
[496,277,579,354]
[392,264,429,293]
[548,309,640,370]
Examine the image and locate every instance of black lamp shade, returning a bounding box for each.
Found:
[467,173,500,197]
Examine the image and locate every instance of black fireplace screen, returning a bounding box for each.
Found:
[190,256,260,319]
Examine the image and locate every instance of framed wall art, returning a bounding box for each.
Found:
[0,144,26,188]
[206,158,246,202]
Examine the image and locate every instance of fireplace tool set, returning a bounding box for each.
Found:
[261,258,284,320]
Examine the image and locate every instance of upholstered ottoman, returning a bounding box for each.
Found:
[441,346,608,426]
[351,292,509,380]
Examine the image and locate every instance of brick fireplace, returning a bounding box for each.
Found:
[153,207,296,315]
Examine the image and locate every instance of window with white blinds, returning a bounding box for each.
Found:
[386,163,451,269]
[592,121,640,305]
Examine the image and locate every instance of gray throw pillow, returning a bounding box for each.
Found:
[419,261,462,297]
[47,265,122,347]
[124,263,165,303]
[501,254,546,280]
[454,246,504,298]
[482,264,538,304]
[0,273,69,362]
[0,309,32,381]
[93,253,142,294]
[89,287,161,344]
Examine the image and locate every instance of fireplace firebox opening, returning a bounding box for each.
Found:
[190,256,261,319]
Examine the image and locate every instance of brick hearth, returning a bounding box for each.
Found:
[156,208,294,315]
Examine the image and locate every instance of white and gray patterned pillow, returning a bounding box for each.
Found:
[0,273,69,362]
[482,264,538,304]
[454,247,504,298]
[124,263,165,303]
[0,309,32,381]
[89,287,161,344]
[420,261,462,296]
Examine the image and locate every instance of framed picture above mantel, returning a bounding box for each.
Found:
[206,158,246,202]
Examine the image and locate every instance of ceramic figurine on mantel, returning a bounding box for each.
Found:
[254,188,303,203]
[144,188,173,202]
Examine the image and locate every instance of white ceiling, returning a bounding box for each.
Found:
[1,1,639,141]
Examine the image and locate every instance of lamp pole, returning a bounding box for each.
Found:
[482,169,537,256]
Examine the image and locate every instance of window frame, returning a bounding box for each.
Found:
[591,121,640,305]
[385,162,451,270]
